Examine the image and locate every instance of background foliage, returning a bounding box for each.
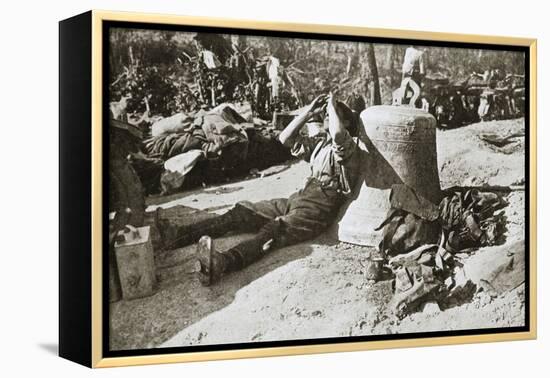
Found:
[109,28,525,118]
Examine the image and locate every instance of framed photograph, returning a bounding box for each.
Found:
[59,10,537,368]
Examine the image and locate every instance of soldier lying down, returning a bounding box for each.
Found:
[157,94,362,285]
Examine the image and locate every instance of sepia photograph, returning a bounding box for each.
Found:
[106,24,528,352]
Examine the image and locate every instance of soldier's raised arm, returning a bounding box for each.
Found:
[279,94,327,147]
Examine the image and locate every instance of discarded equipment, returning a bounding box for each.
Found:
[114,225,156,300]
[337,105,442,246]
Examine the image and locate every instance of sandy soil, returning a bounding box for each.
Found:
[110,117,526,351]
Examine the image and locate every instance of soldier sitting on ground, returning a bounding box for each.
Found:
[156,93,362,285]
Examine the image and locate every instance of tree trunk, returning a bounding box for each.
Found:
[386,45,397,88]
[366,43,381,105]
[128,45,135,65]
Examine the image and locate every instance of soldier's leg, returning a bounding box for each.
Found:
[196,215,323,286]
[157,205,269,251]
[196,219,283,285]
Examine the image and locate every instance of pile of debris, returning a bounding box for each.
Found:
[374,185,516,318]
[129,103,292,195]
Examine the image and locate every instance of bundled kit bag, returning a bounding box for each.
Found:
[376,184,441,257]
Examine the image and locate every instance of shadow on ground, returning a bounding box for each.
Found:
[38,343,58,355]
[109,220,333,351]
[145,161,300,208]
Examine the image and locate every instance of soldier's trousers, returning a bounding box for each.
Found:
[163,179,345,272]
[162,204,292,271]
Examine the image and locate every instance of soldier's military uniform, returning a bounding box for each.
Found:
[159,128,361,280]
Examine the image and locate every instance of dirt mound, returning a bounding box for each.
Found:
[438,118,525,188]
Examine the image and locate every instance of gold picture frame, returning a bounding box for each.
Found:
[59,9,537,368]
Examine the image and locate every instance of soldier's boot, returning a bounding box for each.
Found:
[196,236,228,286]
[196,221,280,286]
